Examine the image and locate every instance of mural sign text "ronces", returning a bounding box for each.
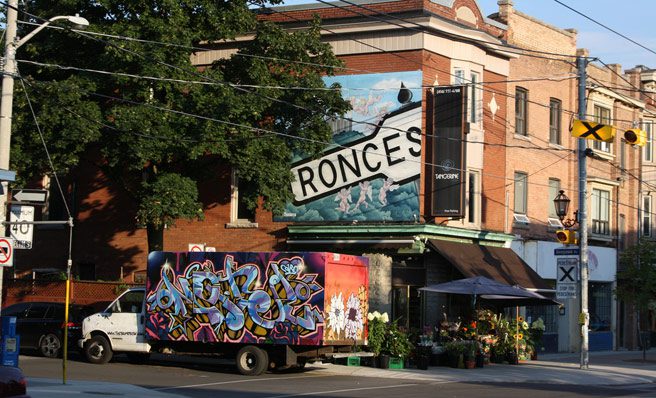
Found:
[291,103,422,204]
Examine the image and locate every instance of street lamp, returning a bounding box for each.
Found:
[0,1,89,296]
[1,0,88,384]
[553,190,579,228]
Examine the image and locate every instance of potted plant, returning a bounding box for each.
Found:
[444,341,465,368]
[463,341,477,369]
[529,318,545,359]
[366,311,389,367]
[383,321,413,369]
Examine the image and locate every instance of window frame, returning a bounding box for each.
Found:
[515,87,528,136]
[591,188,611,236]
[229,169,257,227]
[513,171,528,215]
[549,98,562,145]
[643,195,652,237]
[644,120,653,162]
[592,105,612,153]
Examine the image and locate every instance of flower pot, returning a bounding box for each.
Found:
[506,351,519,365]
[379,354,390,369]
[464,359,476,369]
[475,354,485,368]
[417,355,429,370]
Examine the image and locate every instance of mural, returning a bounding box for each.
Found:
[145,251,368,345]
[277,71,423,222]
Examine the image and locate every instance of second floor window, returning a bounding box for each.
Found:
[514,172,528,214]
[549,98,561,145]
[515,88,528,136]
[591,188,610,235]
[548,178,561,218]
[592,105,611,153]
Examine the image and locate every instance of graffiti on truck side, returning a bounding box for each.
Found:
[145,255,327,344]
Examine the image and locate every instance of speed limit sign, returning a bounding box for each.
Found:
[10,205,34,249]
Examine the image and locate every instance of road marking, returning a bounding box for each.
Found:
[153,374,330,391]
[261,383,418,398]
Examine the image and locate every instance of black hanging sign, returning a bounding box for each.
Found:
[431,86,466,217]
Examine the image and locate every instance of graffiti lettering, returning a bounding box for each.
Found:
[146,255,324,343]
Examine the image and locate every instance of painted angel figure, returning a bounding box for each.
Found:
[378,177,399,206]
[352,180,373,211]
[335,187,352,214]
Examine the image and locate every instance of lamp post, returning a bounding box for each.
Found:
[0,1,89,307]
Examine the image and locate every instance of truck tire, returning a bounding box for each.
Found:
[236,346,268,376]
[85,335,113,364]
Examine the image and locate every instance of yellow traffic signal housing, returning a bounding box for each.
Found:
[571,119,615,143]
[556,229,577,245]
[624,128,646,146]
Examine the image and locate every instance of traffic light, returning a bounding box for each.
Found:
[624,128,646,146]
[555,229,577,245]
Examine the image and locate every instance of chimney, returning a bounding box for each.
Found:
[497,0,513,24]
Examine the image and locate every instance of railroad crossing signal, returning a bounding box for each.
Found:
[571,119,615,143]
[624,128,646,146]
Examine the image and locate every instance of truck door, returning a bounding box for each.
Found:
[106,289,148,352]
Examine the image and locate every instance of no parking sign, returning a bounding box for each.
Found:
[0,238,14,267]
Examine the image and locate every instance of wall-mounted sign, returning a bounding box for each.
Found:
[431,86,466,217]
[277,71,423,222]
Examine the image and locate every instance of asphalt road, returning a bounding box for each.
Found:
[19,353,656,398]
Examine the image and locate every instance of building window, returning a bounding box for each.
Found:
[548,178,561,218]
[230,169,256,225]
[454,69,481,125]
[467,171,481,224]
[43,175,75,222]
[549,98,561,145]
[643,195,652,237]
[589,283,612,332]
[644,121,653,162]
[591,188,610,235]
[514,172,528,214]
[515,87,528,136]
[592,105,611,152]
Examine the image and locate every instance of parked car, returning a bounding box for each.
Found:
[0,366,30,397]
[2,302,94,358]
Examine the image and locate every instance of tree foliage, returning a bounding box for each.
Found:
[9,0,349,251]
[616,239,656,311]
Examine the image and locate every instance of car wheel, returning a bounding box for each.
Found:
[39,333,62,358]
[236,346,268,376]
[85,335,113,364]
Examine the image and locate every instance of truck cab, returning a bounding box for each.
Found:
[79,287,150,364]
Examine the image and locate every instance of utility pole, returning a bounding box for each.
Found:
[0,0,19,312]
[577,55,590,370]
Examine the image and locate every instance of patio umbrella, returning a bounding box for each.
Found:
[419,276,550,300]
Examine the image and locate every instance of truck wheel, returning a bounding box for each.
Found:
[85,335,113,364]
[236,346,268,376]
[39,333,61,358]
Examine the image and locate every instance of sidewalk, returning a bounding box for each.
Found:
[312,350,656,385]
[25,350,656,397]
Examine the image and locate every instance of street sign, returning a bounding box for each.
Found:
[11,189,47,204]
[188,243,205,252]
[9,205,34,249]
[0,238,14,267]
[556,257,578,300]
[554,248,579,256]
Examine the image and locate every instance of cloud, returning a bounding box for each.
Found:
[371,79,405,91]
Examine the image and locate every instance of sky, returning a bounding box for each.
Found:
[277,0,656,70]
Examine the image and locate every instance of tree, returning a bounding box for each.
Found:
[9,1,350,252]
[616,239,656,357]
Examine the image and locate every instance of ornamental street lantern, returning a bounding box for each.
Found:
[553,190,578,228]
[553,190,570,221]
